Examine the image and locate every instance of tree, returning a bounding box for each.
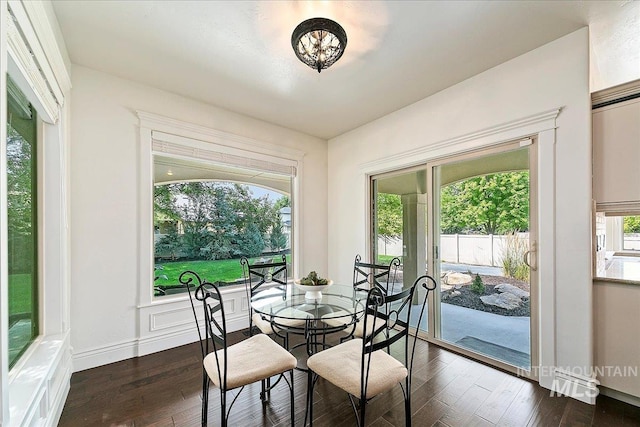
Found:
[376,193,403,242]
[624,216,640,234]
[7,125,35,273]
[155,228,182,260]
[153,181,286,260]
[155,182,238,259]
[153,184,180,222]
[228,184,278,237]
[237,222,265,257]
[270,216,288,253]
[274,196,290,211]
[440,172,529,234]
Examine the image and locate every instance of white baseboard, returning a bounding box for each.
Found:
[72,338,139,372]
[136,327,201,357]
[599,386,640,407]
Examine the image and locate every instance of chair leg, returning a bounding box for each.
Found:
[201,372,209,427]
[306,370,315,427]
[221,388,227,427]
[359,397,366,427]
[405,395,411,427]
[290,370,295,427]
[404,378,412,427]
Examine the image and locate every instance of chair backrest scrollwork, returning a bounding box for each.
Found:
[182,270,230,390]
[241,255,288,333]
[352,254,401,295]
[359,274,437,398]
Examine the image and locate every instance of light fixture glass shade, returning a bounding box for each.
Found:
[291,18,347,73]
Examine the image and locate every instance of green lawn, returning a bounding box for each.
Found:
[377,254,403,264]
[9,273,32,315]
[156,254,396,291]
[155,255,291,288]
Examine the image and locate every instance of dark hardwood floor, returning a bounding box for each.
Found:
[59,331,640,426]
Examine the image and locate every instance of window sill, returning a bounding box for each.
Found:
[594,277,640,286]
[9,332,71,426]
[595,255,640,285]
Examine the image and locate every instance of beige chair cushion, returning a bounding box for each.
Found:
[307,338,407,399]
[203,333,297,390]
[322,311,386,338]
[253,309,309,335]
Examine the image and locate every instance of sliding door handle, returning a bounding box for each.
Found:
[523,242,537,271]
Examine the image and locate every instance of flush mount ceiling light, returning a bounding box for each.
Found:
[291,17,347,73]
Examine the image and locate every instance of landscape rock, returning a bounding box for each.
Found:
[480,292,522,310]
[443,272,472,286]
[451,290,461,297]
[494,283,529,298]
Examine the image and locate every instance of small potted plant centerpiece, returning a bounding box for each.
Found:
[294,271,333,301]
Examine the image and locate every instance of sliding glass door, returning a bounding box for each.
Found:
[430,142,537,371]
[371,167,429,330]
[371,140,537,374]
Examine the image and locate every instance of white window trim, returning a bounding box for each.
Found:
[135,111,304,356]
[5,1,62,124]
[2,1,72,425]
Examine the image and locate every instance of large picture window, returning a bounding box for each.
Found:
[7,79,39,368]
[153,155,292,296]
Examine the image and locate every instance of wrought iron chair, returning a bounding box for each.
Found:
[182,271,297,427]
[352,254,401,294]
[306,274,436,427]
[241,255,307,349]
[322,254,401,339]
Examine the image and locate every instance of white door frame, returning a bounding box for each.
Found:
[425,139,539,378]
[361,108,559,389]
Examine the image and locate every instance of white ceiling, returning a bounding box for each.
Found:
[51,1,638,140]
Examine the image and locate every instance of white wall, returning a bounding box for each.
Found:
[69,65,328,367]
[327,29,594,400]
[590,0,640,92]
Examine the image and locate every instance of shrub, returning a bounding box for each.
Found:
[155,229,183,260]
[501,231,530,281]
[470,273,485,294]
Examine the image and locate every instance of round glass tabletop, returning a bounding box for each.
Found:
[250,283,365,322]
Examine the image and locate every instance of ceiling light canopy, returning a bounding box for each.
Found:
[291,17,347,73]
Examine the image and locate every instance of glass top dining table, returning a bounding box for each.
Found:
[251,283,366,322]
[250,283,366,368]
